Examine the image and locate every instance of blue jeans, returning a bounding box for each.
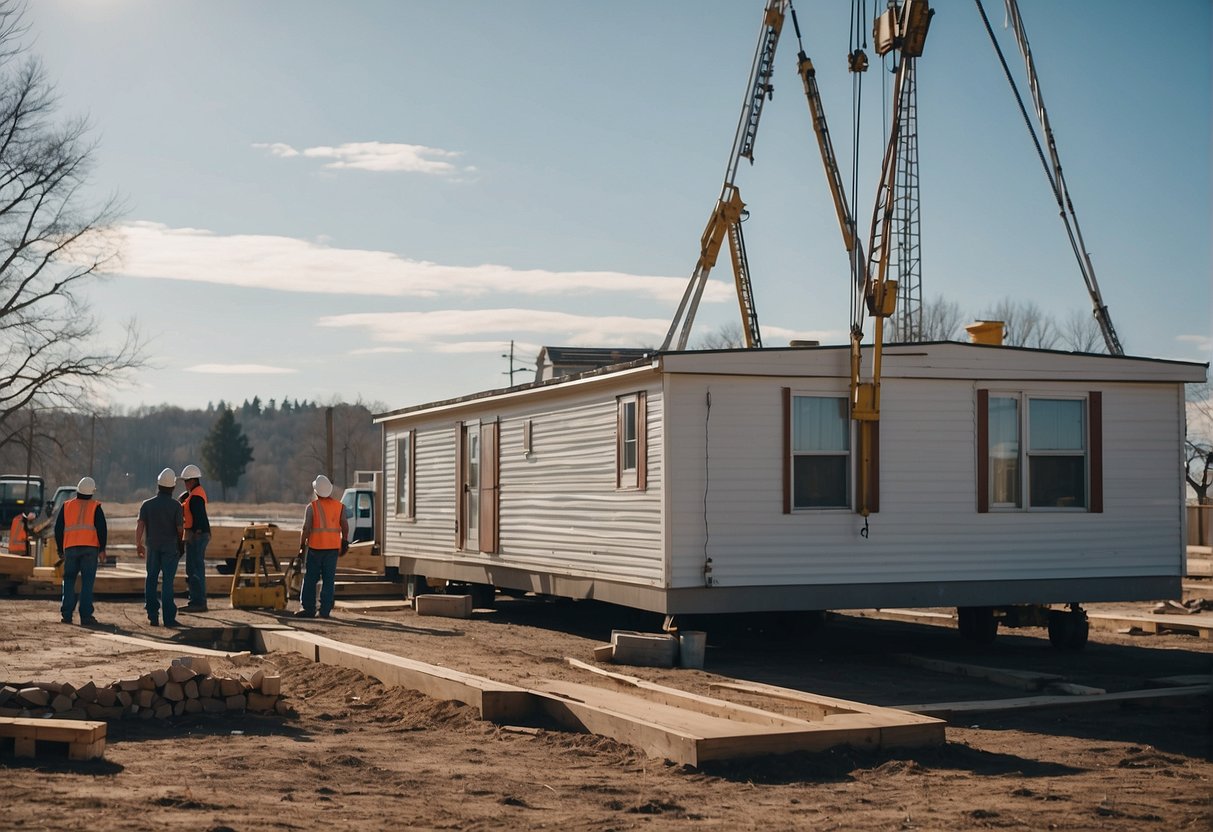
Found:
[61,547,99,621]
[300,549,339,615]
[145,545,181,623]
[184,531,210,606]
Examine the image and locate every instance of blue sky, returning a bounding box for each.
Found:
[25,0,1212,412]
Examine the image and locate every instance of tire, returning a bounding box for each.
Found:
[469,582,496,610]
[1048,609,1089,650]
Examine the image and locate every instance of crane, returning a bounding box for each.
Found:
[661,0,788,352]
[850,0,933,517]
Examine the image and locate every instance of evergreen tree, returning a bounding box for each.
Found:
[200,408,254,499]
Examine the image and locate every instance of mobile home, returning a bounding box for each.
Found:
[374,342,1205,645]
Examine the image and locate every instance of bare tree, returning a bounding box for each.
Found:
[0,1,141,452]
[981,298,1060,349]
[919,296,965,341]
[696,322,745,350]
[1060,309,1106,353]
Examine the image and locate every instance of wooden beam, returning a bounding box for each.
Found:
[893,653,1064,692]
[91,632,250,658]
[256,628,533,723]
[894,684,1213,719]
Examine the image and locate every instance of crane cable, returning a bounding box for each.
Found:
[972,0,1124,355]
[848,0,868,335]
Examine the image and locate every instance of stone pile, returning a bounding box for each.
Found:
[0,657,288,721]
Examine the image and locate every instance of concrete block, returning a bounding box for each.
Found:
[247,692,276,712]
[17,688,49,707]
[51,694,74,712]
[224,694,246,712]
[175,656,212,675]
[415,593,473,619]
[201,698,225,714]
[183,698,202,714]
[259,675,281,696]
[136,690,155,709]
[183,680,199,699]
[168,664,197,684]
[94,687,116,707]
[218,678,243,697]
[162,682,184,702]
[150,669,169,687]
[610,630,678,668]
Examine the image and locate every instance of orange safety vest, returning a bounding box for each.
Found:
[8,514,27,554]
[308,497,344,551]
[63,498,101,549]
[182,484,207,530]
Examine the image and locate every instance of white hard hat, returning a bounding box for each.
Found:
[157,467,177,488]
[181,464,202,480]
[77,477,96,496]
[312,474,333,498]
[24,511,36,520]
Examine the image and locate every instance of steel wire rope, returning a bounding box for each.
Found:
[972,0,1121,352]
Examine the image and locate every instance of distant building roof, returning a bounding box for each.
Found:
[534,346,651,382]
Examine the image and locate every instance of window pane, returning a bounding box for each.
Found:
[793,455,848,508]
[793,396,848,452]
[1029,399,1084,450]
[623,401,636,443]
[1029,456,1087,508]
[989,396,1020,505]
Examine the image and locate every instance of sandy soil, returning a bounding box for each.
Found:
[1,594,1210,831]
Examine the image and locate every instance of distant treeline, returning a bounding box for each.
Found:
[0,398,382,505]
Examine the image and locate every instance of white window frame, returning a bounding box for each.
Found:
[395,430,415,518]
[789,393,852,511]
[985,392,1089,512]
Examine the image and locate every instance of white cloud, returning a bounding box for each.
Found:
[318,308,670,346]
[347,346,413,356]
[107,221,727,304]
[254,141,469,176]
[185,363,298,375]
[1177,333,1213,356]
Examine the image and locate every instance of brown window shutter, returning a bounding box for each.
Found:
[407,429,416,518]
[1089,391,1103,513]
[454,421,465,549]
[782,387,791,514]
[637,391,648,491]
[976,389,989,513]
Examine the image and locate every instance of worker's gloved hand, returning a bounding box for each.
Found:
[340,539,349,556]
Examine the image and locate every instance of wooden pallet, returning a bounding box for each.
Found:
[0,716,106,760]
[1087,610,1212,640]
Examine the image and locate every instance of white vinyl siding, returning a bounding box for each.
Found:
[383,384,664,586]
[666,374,1187,590]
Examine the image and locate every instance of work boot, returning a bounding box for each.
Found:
[293,609,315,619]
[81,616,99,626]
[148,616,159,626]
[180,603,208,613]
[60,616,72,625]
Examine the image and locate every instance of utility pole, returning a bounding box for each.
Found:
[325,407,334,482]
[501,341,533,387]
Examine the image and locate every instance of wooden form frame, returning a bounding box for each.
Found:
[0,716,106,760]
[254,627,533,722]
[252,627,943,767]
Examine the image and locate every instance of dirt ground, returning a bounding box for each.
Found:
[1,591,1210,831]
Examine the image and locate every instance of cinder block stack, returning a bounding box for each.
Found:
[0,656,289,721]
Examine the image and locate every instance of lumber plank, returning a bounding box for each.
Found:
[258,628,534,722]
[895,684,1213,719]
[893,653,1064,692]
[1087,611,1212,640]
[91,632,251,658]
[0,553,34,579]
[565,658,816,728]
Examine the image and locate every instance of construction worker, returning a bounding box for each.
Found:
[178,463,210,612]
[137,468,185,627]
[7,510,35,555]
[295,474,349,619]
[54,477,107,626]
